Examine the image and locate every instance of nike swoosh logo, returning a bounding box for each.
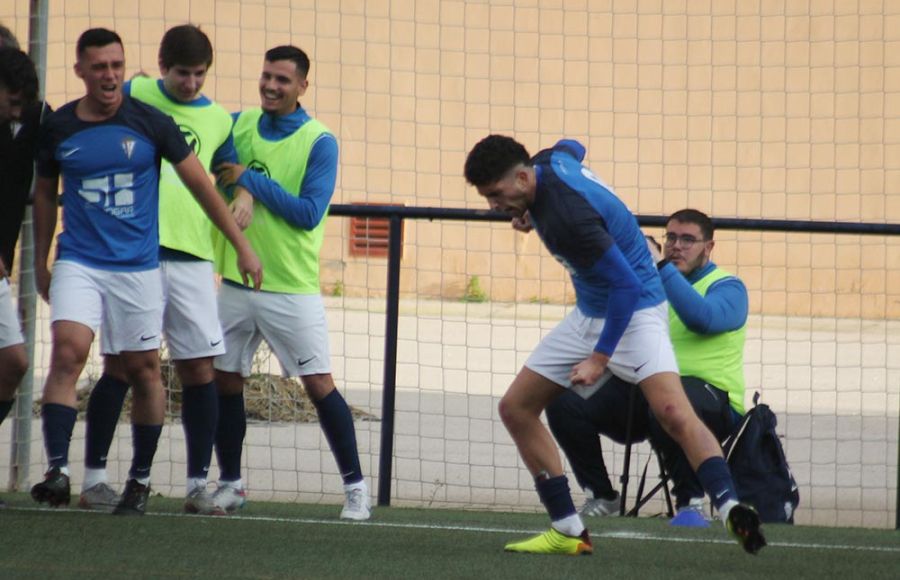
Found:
[62,147,80,158]
[210,339,223,347]
[634,361,648,373]
[140,334,158,341]
[297,356,315,366]
[715,490,727,499]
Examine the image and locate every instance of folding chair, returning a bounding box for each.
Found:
[617,384,675,517]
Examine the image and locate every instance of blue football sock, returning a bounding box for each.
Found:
[215,393,246,482]
[85,374,130,469]
[129,423,162,481]
[314,389,362,484]
[696,456,740,511]
[535,474,578,522]
[42,403,77,469]
[182,382,218,480]
[0,399,13,425]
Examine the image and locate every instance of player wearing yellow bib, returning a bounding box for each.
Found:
[79,25,251,515]
[213,45,370,520]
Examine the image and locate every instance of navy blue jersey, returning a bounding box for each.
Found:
[529,140,666,354]
[36,95,191,271]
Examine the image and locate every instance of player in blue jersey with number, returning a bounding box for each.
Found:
[464,135,765,555]
[78,24,252,516]
[30,28,261,516]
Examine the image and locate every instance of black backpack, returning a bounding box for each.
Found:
[722,393,800,523]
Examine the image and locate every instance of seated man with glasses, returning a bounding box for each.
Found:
[546,208,748,527]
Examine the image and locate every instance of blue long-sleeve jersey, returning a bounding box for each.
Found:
[659,260,748,334]
[233,106,338,229]
[529,140,666,355]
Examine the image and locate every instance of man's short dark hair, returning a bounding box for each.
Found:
[0,23,20,49]
[464,134,531,186]
[76,28,122,58]
[159,24,213,69]
[265,45,310,78]
[0,47,38,103]
[668,208,714,241]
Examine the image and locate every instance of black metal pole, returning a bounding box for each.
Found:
[377,215,403,506]
[619,385,638,516]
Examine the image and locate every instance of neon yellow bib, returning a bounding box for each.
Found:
[130,76,233,261]
[668,267,747,414]
[215,108,329,294]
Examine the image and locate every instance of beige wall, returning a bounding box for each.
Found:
[3,0,898,318]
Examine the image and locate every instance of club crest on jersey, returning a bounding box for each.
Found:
[247,159,271,178]
[179,124,201,154]
[121,137,136,159]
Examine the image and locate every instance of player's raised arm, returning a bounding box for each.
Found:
[173,153,263,289]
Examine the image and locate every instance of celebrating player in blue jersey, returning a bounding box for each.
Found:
[78,24,251,516]
[547,209,749,526]
[30,28,261,516]
[464,135,765,555]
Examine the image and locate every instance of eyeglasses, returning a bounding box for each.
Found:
[663,233,708,248]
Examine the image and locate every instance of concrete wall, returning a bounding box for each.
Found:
[3,0,899,317]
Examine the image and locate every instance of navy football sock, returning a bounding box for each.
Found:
[0,399,13,425]
[314,389,363,484]
[42,403,78,469]
[182,382,218,480]
[215,393,246,482]
[696,456,740,511]
[129,423,162,481]
[535,474,578,521]
[85,374,130,469]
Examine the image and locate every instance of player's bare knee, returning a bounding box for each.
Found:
[652,404,691,442]
[175,357,214,386]
[2,346,28,380]
[121,353,161,390]
[215,370,244,396]
[49,342,89,379]
[102,354,128,381]
[498,396,525,428]
[0,348,27,398]
[301,373,335,401]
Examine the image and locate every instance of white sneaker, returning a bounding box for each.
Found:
[340,485,371,521]
[78,482,119,513]
[184,486,226,516]
[212,484,247,514]
[579,493,621,517]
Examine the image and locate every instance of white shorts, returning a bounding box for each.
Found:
[0,278,24,349]
[525,302,679,394]
[161,260,227,360]
[214,283,331,378]
[51,260,163,353]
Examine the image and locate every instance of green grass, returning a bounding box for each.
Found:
[0,493,897,579]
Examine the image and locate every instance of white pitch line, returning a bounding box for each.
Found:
[13,506,900,554]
